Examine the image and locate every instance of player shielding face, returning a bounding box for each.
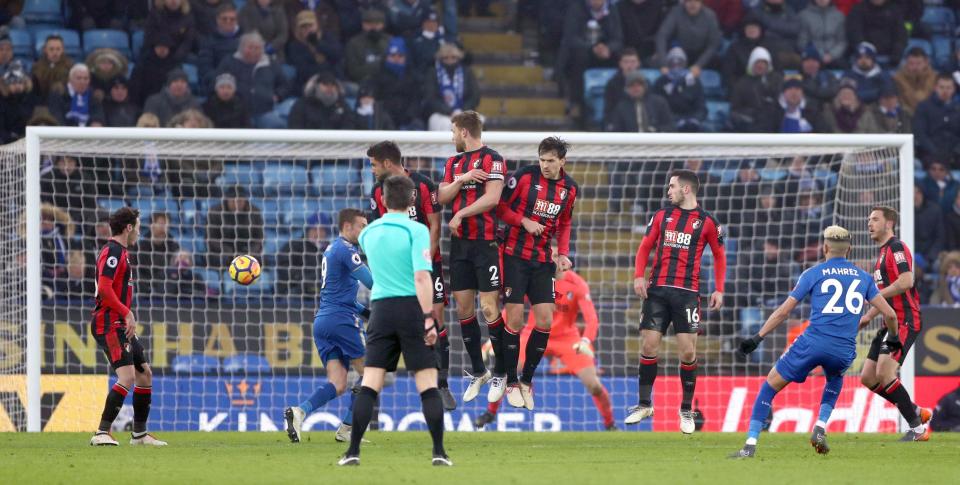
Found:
[628,169,726,433]
[366,140,456,411]
[437,111,506,403]
[858,206,931,441]
[285,209,372,444]
[90,207,166,447]
[733,226,899,458]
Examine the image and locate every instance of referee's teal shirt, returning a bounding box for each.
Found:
[358,212,432,301]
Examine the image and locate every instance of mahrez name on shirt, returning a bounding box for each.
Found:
[821,267,858,276]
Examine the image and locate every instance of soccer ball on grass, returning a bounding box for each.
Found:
[228,255,261,285]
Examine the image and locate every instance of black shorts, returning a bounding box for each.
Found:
[364,297,438,372]
[866,325,920,365]
[431,260,447,305]
[640,286,701,335]
[503,254,555,305]
[449,237,501,293]
[93,327,147,372]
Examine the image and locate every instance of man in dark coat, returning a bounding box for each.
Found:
[604,71,674,132]
[287,73,360,129]
[206,186,264,270]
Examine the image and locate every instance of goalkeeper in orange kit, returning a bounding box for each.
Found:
[475,247,615,430]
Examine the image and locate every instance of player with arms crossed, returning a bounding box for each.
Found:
[90,207,166,446]
[367,140,456,410]
[437,111,506,402]
[340,175,450,466]
[733,226,900,457]
[628,169,726,433]
[475,244,615,429]
[285,209,372,443]
[489,137,578,409]
[858,206,931,441]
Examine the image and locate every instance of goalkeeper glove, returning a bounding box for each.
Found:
[737,334,763,356]
[883,332,903,352]
[572,337,594,357]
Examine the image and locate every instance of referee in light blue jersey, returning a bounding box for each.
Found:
[338,174,451,467]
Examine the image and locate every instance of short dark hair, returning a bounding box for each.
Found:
[670,169,700,194]
[906,47,928,58]
[338,208,366,230]
[871,205,899,226]
[383,175,415,210]
[151,211,170,224]
[620,47,639,60]
[451,110,483,138]
[217,2,237,15]
[538,136,569,159]
[366,140,402,166]
[936,72,955,84]
[44,34,64,46]
[109,207,140,235]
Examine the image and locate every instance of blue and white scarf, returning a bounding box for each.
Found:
[65,84,91,127]
[436,63,464,110]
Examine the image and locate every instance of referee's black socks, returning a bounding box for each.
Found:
[437,327,450,387]
[459,316,486,375]
[347,386,378,455]
[99,383,128,432]
[420,388,446,456]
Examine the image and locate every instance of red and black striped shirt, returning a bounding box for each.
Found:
[872,237,921,332]
[634,206,726,293]
[442,146,506,241]
[497,165,578,263]
[369,170,441,261]
[91,240,134,335]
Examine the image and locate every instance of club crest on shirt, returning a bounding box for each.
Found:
[504,287,512,297]
[566,291,574,301]
[691,219,701,230]
[560,189,567,200]
[473,159,481,169]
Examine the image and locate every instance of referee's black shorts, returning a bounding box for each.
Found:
[364,296,437,372]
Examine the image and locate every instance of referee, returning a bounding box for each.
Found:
[339,174,451,467]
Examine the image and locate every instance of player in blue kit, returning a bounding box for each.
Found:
[285,209,373,443]
[732,226,900,458]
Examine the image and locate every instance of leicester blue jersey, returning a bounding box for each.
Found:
[789,257,880,353]
[317,236,373,317]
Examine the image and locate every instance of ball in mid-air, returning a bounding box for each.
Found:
[229,255,261,285]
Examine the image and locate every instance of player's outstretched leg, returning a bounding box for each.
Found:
[475,399,501,429]
[502,325,525,408]
[91,380,129,446]
[731,380,781,458]
[486,315,507,403]
[811,374,843,454]
[460,314,492,402]
[517,326,550,410]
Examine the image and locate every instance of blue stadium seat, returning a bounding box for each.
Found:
[83,29,131,58]
[904,38,933,59]
[272,97,298,125]
[583,68,617,126]
[699,69,724,99]
[281,64,297,85]
[234,0,248,12]
[198,268,221,292]
[223,354,271,373]
[131,30,145,61]
[640,68,660,86]
[813,169,838,188]
[172,354,220,373]
[921,7,956,35]
[219,162,264,189]
[263,228,293,257]
[759,168,787,181]
[310,165,361,195]
[181,63,200,92]
[932,36,954,71]
[256,198,284,228]
[96,198,127,213]
[8,29,33,58]
[705,101,729,132]
[175,229,207,255]
[262,162,310,195]
[138,197,180,225]
[21,0,63,25]
[32,28,81,60]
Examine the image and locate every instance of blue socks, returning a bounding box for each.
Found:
[747,382,779,442]
[817,375,844,425]
[299,382,337,415]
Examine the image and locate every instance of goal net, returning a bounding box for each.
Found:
[9,129,913,433]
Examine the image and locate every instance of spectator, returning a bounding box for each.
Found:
[0,62,39,144]
[85,48,129,102]
[191,0,227,36]
[168,250,209,297]
[40,204,74,295]
[40,156,95,222]
[388,0,432,39]
[842,42,893,104]
[920,159,960,213]
[277,211,331,297]
[282,0,342,42]
[0,30,15,75]
[31,35,75,101]
[337,2,392,42]
[66,0,127,30]
[655,0,721,75]
[652,47,706,131]
[286,10,342,91]
[423,44,480,131]
[730,47,782,132]
[822,79,882,133]
[48,65,106,127]
[758,76,826,133]
[603,48,641,122]
[139,211,181,297]
[144,0,198,64]
[604,71,673,132]
[894,47,937,115]
[949,192,960,251]
[930,253,960,306]
[168,108,215,128]
[129,32,181,105]
[373,37,423,130]
[355,83,395,130]
[738,238,795,308]
[203,73,253,128]
[239,0,289,61]
[703,0,743,36]
[617,0,667,61]
[206,185,264,270]
[915,183,944,273]
[197,2,242,87]
[797,0,845,69]
[458,0,491,17]
[57,250,95,300]
[288,72,360,129]
[798,45,837,110]
[751,0,801,70]
[409,11,444,71]
[558,0,623,114]
[722,15,775,89]
[102,76,141,127]
[345,8,391,84]
[846,0,907,66]
[217,32,290,118]
[168,110,223,199]
[143,68,203,127]
[873,84,911,134]
[913,74,960,162]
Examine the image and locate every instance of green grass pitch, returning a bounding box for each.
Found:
[2,432,958,484]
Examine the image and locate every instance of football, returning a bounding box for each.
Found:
[228,255,261,285]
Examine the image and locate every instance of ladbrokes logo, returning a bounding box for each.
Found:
[224,379,262,407]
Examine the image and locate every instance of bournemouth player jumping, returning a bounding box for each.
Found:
[475,245,614,429]
[628,169,726,433]
[89,207,166,446]
[438,111,506,402]
[367,140,456,410]
[491,137,578,410]
[858,206,931,441]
